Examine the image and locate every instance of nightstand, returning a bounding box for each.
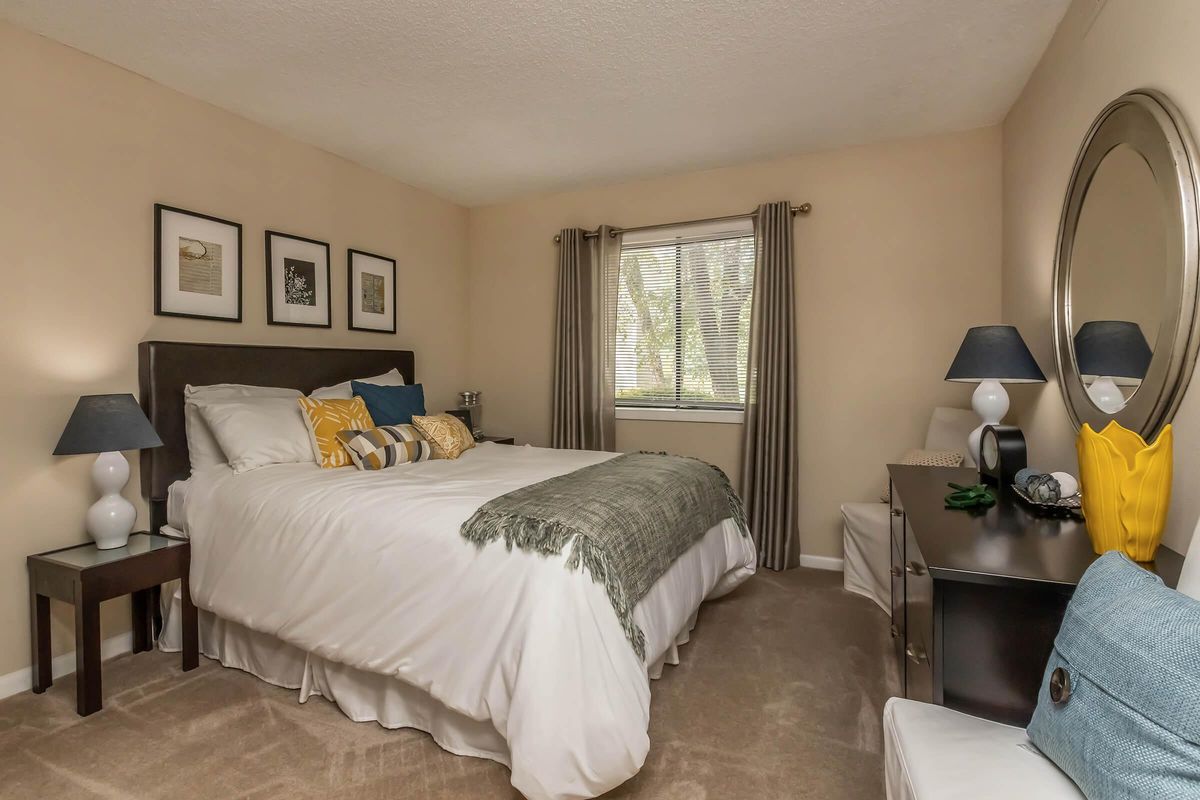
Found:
[27,532,197,716]
[476,435,515,445]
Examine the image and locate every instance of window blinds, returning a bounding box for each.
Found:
[615,219,756,409]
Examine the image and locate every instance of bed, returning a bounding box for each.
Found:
[139,341,757,800]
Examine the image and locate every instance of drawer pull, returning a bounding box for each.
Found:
[905,561,926,576]
[905,643,928,664]
[890,508,903,517]
[890,565,904,577]
[889,624,900,639]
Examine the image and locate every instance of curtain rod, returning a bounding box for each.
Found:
[552,203,811,243]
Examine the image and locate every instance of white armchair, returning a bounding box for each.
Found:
[883,514,1200,799]
[842,407,977,611]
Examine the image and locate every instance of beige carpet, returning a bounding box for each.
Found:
[0,568,895,799]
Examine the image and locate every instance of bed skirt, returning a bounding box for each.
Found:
[157,586,705,769]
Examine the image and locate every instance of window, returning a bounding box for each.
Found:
[615,219,755,413]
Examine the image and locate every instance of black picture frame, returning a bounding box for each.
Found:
[154,203,243,322]
[347,249,398,334]
[265,230,332,328]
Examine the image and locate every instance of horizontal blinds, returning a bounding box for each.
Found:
[616,221,756,409]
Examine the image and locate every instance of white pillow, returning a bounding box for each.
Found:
[310,368,406,400]
[184,383,302,471]
[194,396,313,473]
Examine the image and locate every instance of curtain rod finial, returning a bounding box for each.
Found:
[794,203,812,215]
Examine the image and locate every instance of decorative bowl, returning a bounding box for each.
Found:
[1012,484,1083,517]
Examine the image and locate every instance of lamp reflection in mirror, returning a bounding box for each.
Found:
[1073,321,1153,414]
[53,394,163,549]
[945,326,1047,465]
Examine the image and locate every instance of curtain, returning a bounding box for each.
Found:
[551,225,620,451]
[740,202,799,570]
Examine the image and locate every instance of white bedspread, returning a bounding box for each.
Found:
[179,442,756,799]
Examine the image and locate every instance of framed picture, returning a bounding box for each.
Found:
[348,249,397,334]
[266,231,331,328]
[154,204,242,321]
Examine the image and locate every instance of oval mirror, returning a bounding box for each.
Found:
[1054,90,1200,438]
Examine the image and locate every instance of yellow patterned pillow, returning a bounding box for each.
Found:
[411,413,476,459]
[298,396,375,468]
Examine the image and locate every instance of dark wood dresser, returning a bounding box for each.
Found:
[888,464,1183,726]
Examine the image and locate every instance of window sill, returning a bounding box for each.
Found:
[615,407,744,424]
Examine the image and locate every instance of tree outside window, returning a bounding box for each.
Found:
[615,233,755,409]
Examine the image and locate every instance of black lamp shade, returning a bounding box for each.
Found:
[945,325,1046,383]
[53,394,163,455]
[1073,320,1153,379]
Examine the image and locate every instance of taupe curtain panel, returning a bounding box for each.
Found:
[741,202,800,570]
[551,226,620,451]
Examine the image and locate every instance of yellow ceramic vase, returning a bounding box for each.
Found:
[1076,421,1172,562]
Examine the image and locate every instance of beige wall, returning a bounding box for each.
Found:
[0,22,469,676]
[467,127,1003,560]
[1002,0,1200,553]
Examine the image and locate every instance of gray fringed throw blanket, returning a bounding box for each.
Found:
[460,452,749,660]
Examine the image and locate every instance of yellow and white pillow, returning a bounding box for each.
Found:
[411,413,476,460]
[335,424,433,470]
[298,396,375,468]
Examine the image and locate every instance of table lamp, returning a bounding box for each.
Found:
[53,394,163,550]
[945,325,1046,464]
[1073,320,1153,414]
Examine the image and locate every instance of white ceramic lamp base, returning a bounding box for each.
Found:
[86,450,136,550]
[1086,376,1127,414]
[967,379,1010,467]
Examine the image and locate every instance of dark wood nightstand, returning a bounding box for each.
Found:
[476,435,515,445]
[28,532,197,716]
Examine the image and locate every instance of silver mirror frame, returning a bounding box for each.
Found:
[1053,89,1200,439]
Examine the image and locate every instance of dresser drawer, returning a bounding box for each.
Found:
[889,489,904,550]
[903,523,934,703]
[890,533,906,686]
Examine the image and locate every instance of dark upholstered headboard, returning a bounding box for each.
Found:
[138,341,415,532]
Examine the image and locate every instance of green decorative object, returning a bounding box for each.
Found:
[945,482,997,510]
[1014,467,1040,491]
[1027,474,1062,503]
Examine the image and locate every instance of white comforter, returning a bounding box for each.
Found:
[180,442,756,799]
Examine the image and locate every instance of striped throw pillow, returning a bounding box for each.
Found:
[335,425,434,470]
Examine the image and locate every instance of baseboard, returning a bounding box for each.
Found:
[799,554,844,572]
[0,632,133,702]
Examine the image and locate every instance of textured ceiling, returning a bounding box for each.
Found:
[0,0,1069,205]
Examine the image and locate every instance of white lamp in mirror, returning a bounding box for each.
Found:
[1074,320,1153,415]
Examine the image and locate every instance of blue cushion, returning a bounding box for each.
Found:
[350,381,426,426]
[1027,552,1200,799]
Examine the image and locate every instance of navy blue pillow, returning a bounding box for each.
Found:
[351,381,426,426]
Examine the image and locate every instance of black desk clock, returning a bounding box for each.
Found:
[979,424,1028,492]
